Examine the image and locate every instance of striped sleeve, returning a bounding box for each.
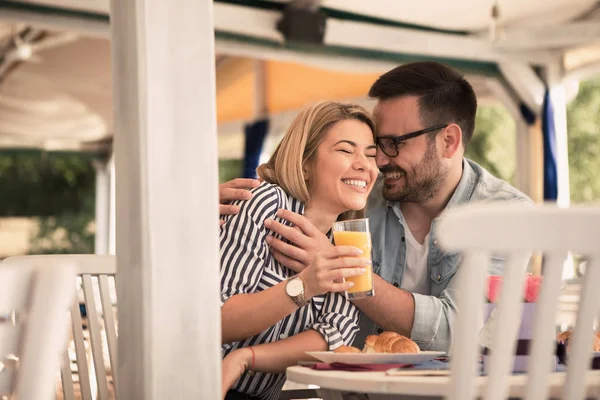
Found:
[219,184,282,306]
[309,292,360,350]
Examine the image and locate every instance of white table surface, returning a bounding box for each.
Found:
[286,366,600,399]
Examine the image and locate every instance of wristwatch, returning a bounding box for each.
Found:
[285,276,309,307]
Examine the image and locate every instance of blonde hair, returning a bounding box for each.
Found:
[257,101,376,219]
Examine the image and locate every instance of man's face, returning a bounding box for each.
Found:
[373,96,448,204]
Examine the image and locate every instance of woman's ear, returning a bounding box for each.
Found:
[302,163,310,181]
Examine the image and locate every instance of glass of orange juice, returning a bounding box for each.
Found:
[331,218,374,300]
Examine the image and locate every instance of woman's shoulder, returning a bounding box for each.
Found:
[229,181,289,218]
[244,181,287,203]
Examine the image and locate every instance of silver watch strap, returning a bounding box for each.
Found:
[293,290,309,307]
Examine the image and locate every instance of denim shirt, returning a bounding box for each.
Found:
[354,159,532,352]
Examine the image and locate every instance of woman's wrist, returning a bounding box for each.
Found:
[228,346,254,373]
[298,271,315,300]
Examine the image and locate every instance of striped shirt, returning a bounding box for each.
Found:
[220,182,360,400]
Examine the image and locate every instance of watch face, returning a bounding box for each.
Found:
[286,278,303,297]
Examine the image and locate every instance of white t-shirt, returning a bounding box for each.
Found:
[401,224,431,295]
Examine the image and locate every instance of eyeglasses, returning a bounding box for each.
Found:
[376,124,448,158]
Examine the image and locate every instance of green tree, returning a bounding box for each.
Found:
[0,151,98,254]
[567,77,600,204]
[466,103,516,184]
[219,159,243,183]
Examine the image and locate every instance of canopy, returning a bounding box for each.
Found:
[0,0,599,155]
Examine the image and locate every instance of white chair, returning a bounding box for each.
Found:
[437,203,600,400]
[0,259,76,400]
[2,255,117,400]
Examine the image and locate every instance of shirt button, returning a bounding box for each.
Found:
[377,328,383,334]
[279,334,287,339]
[433,239,439,246]
[393,282,399,287]
[437,274,441,281]
[401,237,405,242]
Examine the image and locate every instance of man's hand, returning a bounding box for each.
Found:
[264,209,334,273]
[221,348,252,399]
[219,178,261,225]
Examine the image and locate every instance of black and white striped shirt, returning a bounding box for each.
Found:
[220,182,360,400]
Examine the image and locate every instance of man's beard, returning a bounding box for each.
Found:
[380,142,448,204]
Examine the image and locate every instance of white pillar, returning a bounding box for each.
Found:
[93,159,110,255]
[108,154,116,255]
[110,1,222,399]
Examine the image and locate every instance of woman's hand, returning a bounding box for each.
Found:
[221,348,252,399]
[299,246,371,299]
[264,209,334,272]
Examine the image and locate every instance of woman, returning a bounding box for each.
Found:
[220,101,378,400]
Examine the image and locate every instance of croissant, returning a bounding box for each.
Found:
[556,330,600,352]
[363,331,420,354]
[333,345,362,353]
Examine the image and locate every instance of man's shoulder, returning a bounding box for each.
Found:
[367,175,388,212]
[466,159,533,205]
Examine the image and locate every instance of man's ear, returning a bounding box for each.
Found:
[441,124,462,158]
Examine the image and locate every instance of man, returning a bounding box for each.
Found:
[219,61,531,352]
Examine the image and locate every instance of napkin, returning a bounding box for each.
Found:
[308,362,412,371]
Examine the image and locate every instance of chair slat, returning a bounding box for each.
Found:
[525,253,566,400]
[484,252,530,400]
[82,275,110,400]
[563,258,600,400]
[70,299,92,400]
[99,274,118,393]
[449,251,489,400]
[14,266,76,400]
[60,347,75,400]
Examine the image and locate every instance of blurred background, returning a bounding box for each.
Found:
[0,0,599,261]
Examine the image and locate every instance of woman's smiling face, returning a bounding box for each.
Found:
[306,118,378,215]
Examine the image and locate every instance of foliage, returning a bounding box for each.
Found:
[0,151,98,254]
[567,77,600,204]
[466,75,600,205]
[466,103,516,185]
[0,152,97,216]
[219,159,243,183]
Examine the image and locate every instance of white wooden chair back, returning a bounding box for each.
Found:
[0,259,76,400]
[2,255,117,400]
[437,204,600,400]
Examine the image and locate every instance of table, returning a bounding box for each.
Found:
[286,366,600,399]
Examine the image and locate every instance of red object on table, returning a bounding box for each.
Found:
[487,275,542,303]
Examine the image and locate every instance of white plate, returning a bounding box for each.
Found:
[306,351,445,365]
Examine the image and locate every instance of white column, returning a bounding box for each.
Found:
[108,153,116,255]
[110,1,221,399]
[93,159,110,255]
[546,62,571,207]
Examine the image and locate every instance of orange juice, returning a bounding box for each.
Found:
[332,231,373,294]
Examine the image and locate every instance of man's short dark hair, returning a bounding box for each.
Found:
[368,61,477,147]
